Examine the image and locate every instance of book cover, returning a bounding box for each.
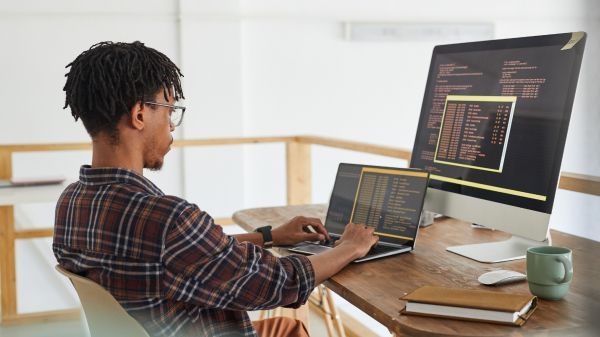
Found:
[401,285,537,326]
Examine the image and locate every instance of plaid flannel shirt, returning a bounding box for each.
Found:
[53,165,315,337]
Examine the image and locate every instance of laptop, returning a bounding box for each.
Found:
[288,163,430,262]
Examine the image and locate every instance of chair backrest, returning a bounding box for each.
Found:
[55,265,150,337]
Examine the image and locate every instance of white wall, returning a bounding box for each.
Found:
[178,2,246,216]
[1,0,599,331]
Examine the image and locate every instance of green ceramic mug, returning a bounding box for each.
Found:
[526,246,573,300]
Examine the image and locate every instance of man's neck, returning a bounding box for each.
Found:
[91,137,144,175]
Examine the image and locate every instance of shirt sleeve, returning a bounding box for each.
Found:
[162,203,315,311]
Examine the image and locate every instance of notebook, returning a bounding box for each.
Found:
[288,163,430,262]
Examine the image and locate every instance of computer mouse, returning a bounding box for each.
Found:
[477,270,527,286]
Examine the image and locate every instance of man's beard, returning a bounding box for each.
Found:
[145,137,171,171]
[145,159,164,171]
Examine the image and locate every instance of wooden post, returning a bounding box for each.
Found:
[0,149,10,180]
[0,149,17,322]
[285,140,312,205]
[0,205,16,322]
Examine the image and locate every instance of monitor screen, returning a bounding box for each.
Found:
[409,32,586,262]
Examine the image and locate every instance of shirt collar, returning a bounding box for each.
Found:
[78,165,164,195]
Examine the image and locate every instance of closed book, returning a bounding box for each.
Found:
[401,285,537,326]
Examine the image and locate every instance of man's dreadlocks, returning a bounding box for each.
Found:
[63,41,184,143]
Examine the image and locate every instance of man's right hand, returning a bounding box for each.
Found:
[307,223,379,284]
[335,223,379,259]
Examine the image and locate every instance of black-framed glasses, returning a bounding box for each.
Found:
[144,101,186,127]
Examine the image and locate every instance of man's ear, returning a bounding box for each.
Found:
[129,102,145,131]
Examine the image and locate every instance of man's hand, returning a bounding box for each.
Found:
[271,216,330,246]
[307,223,379,284]
[334,223,379,259]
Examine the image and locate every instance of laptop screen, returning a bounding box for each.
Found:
[325,163,429,246]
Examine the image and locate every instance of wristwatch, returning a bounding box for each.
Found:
[255,225,273,248]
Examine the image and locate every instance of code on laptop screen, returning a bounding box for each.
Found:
[325,164,429,245]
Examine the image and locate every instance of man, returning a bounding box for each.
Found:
[53,41,378,337]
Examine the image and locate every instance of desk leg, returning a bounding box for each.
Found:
[309,285,346,337]
[257,285,346,337]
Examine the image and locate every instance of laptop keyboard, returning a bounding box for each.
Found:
[321,236,400,255]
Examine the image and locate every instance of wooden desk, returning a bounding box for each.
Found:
[233,204,600,337]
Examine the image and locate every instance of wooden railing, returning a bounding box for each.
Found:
[0,135,598,325]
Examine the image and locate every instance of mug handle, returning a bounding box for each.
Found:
[555,255,573,284]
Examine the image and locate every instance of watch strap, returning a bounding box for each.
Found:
[256,225,273,248]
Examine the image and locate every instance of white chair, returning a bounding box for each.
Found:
[55,265,150,337]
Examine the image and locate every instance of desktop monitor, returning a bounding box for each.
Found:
[409,32,586,263]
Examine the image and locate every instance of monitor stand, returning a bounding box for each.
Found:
[446,235,551,263]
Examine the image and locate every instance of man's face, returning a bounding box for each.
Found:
[142,90,176,171]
